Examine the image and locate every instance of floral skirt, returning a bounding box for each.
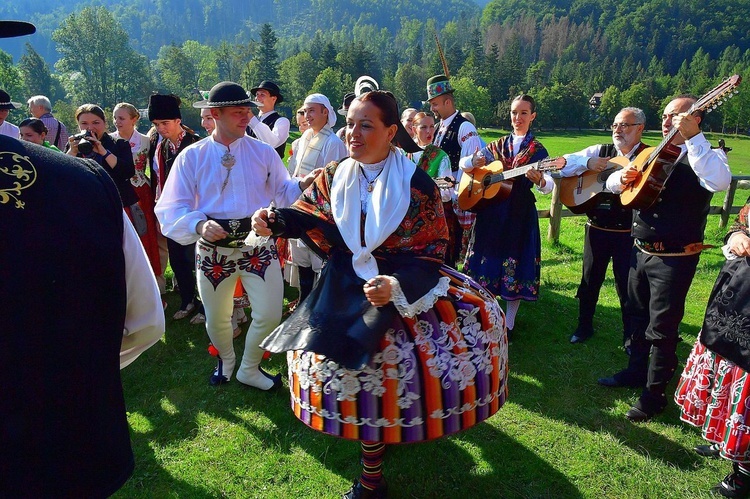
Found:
[675,339,750,462]
[287,267,508,444]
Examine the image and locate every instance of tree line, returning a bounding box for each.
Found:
[1,2,749,134]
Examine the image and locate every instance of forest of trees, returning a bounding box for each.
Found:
[1,0,749,133]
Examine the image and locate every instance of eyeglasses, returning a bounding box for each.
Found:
[611,123,642,130]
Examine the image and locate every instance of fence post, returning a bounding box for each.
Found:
[547,177,562,242]
[720,178,738,228]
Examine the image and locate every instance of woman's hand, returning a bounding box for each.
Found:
[526,168,545,188]
[728,231,750,257]
[251,208,275,237]
[471,147,486,168]
[363,276,392,307]
[86,133,106,156]
[66,135,79,156]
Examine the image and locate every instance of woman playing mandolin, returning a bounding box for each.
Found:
[459,94,554,335]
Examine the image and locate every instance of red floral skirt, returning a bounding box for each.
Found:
[675,339,750,462]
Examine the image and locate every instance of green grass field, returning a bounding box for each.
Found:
[116,130,750,498]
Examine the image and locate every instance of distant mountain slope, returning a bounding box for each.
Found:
[0,0,480,61]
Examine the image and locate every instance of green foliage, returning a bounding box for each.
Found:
[18,44,64,103]
[52,6,154,108]
[310,68,353,129]
[451,76,493,127]
[0,51,24,111]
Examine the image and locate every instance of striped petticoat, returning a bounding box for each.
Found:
[287,266,508,444]
[675,339,750,462]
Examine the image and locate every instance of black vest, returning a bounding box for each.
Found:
[0,136,133,497]
[248,111,286,158]
[632,155,714,246]
[437,113,469,172]
[585,143,641,230]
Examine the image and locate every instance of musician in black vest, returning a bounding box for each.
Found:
[149,94,204,321]
[599,96,731,422]
[1,20,164,499]
[246,80,290,158]
[561,107,648,345]
[427,74,482,267]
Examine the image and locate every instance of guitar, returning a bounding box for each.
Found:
[618,74,742,209]
[559,166,622,214]
[457,156,566,211]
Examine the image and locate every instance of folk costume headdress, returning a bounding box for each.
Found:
[303,94,337,129]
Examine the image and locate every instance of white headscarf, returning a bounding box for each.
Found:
[304,93,337,129]
[331,150,416,280]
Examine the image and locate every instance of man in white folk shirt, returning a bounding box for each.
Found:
[286,93,347,304]
[155,81,318,389]
[246,80,290,158]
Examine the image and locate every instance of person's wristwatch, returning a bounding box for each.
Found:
[102,150,112,160]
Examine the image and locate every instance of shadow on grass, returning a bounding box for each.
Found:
[504,287,706,472]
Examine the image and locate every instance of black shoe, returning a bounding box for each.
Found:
[570,326,593,344]
[597,370,645,388]
[209,371,230,386]
[342,479,388,499]
[625,393,667,423]
[712,464,750,498]
[259,366,283,391]
[695,444,722,458]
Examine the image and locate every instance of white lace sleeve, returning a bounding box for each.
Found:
[387,275,451,318]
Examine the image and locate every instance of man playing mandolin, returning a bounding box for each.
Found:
[599,94,732,422]
[560,107,648,345]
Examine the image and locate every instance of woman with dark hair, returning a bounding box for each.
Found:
[67,104,137,209]
[253,89,508,498]
[460,94,559,336]
[18,118,61,151]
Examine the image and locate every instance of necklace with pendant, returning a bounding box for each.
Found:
[359,164,384,193]
[220,145,236,193]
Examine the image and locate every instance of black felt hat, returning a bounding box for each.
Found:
[0,89,21,110]
[337,92,356,116]
[193,81,256,109]
[0,21,36,39]
[148,94,182,121]
[250,81,283,104]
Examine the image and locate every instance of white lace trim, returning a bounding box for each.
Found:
[390,276,451,318]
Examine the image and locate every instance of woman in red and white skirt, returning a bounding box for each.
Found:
[675,197,750,498]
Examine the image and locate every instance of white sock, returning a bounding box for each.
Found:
[505,300,520,330]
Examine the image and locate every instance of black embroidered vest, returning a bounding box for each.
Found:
[632,155,714,246]
[585,143,643,230]
[437,113,468,172]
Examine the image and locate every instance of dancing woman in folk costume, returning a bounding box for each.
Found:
[459,94,554,335]
[675,197,750,498]
[253,84,508,498]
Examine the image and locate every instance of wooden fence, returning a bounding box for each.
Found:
[542,175,750,242]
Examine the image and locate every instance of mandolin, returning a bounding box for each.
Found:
[457,156,566,211]
[618,74,741,209]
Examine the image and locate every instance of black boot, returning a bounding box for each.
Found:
[598,337,649,388]
[298,266,315,302]
[712,463,750,498]
[625,339,677,422]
